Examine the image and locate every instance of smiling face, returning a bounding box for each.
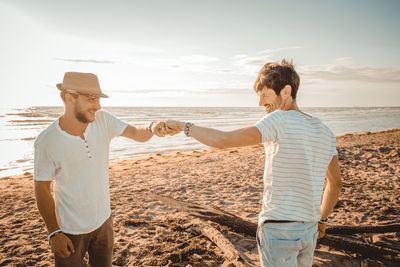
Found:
[253,60,300,113]
[70,94,101,123]
[257,86,287,114]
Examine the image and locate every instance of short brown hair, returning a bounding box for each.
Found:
[254,59,300,99]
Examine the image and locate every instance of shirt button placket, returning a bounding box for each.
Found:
[84,139,92,159]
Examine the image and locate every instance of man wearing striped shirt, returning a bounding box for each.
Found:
[166,59,343,266]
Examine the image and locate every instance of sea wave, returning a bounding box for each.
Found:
[1,106,400,178]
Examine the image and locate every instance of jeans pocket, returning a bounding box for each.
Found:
[268,239,302,264]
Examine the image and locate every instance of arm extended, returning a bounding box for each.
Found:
[166,120,262,149]
[121,122,167,142]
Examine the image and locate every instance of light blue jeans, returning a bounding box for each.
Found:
[257,222,318,267]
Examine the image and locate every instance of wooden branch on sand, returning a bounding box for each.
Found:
[191,219,254,267]
[149,192,257,237]
[326,224,400,235]
[319,235,400,261]
[150,192,400,262]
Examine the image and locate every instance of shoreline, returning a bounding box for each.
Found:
[1,128,399,180]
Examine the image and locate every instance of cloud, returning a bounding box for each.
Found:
[218,69,234,73]
[299,59,400,83]
[231,55,248,60]
[54,58,119,64]
[163,54,222,74]
[233,46,302,66]
[234,56,271,68]
[257,46,302,55]
[180,54,220,64]
[231,47,302,75]
[111,86,252,95]
[227,54,270,76]
[159,48,301,77]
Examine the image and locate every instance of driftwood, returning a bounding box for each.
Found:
[151,193,400,262]
[326,224,400,235]
[149,193,257,237]
[191,220,255,267]
[319,235,400,261]
[372,235,400,251]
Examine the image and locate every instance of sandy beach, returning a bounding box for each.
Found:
[0,129,399,266]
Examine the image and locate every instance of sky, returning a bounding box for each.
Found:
[0,0,399,107]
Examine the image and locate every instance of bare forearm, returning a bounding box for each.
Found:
[122,124,153,142]
[166,121,261,148]
[190,125,230,149]
[34,184,60,233]
[321,156,342,220]
[132,125,153,142]
[320,182,342,220]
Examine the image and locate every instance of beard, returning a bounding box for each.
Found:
[74,105,94,123]
[75,110,89,123]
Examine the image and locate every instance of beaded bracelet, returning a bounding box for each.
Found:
[184,122,194,137]
[318,218,329,224]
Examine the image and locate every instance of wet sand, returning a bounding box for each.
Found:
[0,129,399,266]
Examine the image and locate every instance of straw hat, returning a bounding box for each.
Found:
[56,72,109,98]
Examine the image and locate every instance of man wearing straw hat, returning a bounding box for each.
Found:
[166,59,343,267]
[34,72,167,266]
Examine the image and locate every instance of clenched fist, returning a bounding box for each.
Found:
[50,232,75,258]
[317,222,326,239]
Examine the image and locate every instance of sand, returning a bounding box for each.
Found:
[0,129,399,266]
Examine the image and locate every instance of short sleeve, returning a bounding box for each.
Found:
[34,140,55,181]
[255,111,282,143]
[102,110,129,139]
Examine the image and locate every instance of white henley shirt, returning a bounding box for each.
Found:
[34,110,128,234]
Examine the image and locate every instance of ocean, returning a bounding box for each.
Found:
[1,106,400,178]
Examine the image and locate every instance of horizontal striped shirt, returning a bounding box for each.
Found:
[255,110,337,224]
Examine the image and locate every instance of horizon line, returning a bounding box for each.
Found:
[2,105,400,110]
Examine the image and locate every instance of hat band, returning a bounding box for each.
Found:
[63,89,105,98]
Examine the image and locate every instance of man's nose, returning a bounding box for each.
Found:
[94,99,101,110]
[259,97,264,107]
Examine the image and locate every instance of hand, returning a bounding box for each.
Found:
[165,120,185,136]
[317,222,326,239]
[50,232,75,258]
[151,121,167,137]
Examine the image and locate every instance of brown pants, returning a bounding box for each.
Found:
[55,216,114,267]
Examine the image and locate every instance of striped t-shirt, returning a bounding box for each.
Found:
[255,110,337,225]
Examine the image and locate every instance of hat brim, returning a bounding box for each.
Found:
[56,83,109,98]
[94,93,109,98]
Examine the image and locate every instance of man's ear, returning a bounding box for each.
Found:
[65,93,77,104]
[282,85,292,99]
